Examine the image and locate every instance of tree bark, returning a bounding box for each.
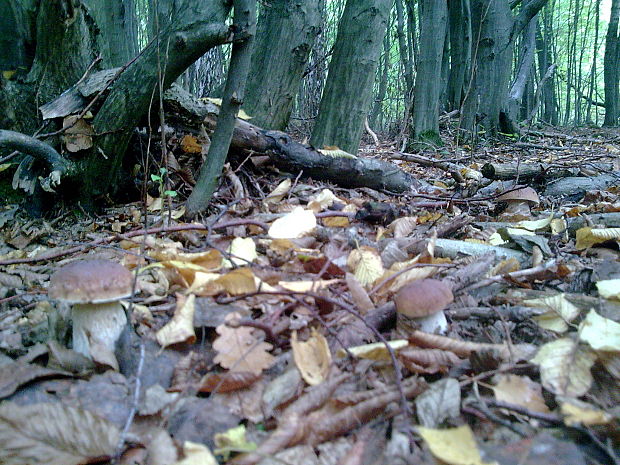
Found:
[460,0,547,136]
[79,3,231,204]
[409,0,448,146]
[604,0,620,127]
[244,0,320,130]
[536,10,559,125]
[506,14,538,130]
[447,0,471,111]
[310,0,391,154]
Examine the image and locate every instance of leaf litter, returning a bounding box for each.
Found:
[1,129,620,464]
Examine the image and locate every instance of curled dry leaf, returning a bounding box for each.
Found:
[156,293,196,348]
[408,330,537,362]
[0,402,120,465]
[264,178,292,206]
[345,272,374,314]
[198,371,262,393]
[399,348,463,374]
[291,328,332,386]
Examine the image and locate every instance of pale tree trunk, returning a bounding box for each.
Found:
[460,0,547,136]
[506,14,538,131]
[310,0,391,154]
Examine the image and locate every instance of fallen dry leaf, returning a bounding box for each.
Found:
[156,293,197,347]
[0,402,120,465]
[214,313,275,375]
[291,328,332,386]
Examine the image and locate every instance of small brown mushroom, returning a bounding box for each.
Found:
[496,186,540,215]
[393,279,453,334]
[49,259,133,369]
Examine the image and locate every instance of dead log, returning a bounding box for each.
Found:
[164,85,423,194]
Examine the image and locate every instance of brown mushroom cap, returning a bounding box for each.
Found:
[496,186,540,204]
[394,279,454,318]
[49,259,133,304]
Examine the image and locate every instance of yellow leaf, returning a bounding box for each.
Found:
[156,293,196,347]
[418,425,497,465]
[347,246,384,287]
[181,135,202,154]
[560,398,613,426]
[213,425,256,460]
[291,329,331,385]
[264,179,291,205]
[524,294,581,333]
[173,441,217,465]
[575,227,620,250]
[336,340,408,360]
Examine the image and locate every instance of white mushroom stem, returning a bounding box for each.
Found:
[71,302,127,357]
[415,310,448,335]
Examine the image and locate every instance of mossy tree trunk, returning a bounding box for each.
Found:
[309,0,391,154]
[0,0,232,208]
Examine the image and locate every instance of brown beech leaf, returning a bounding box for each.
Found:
[198,371,261,393]
[213,313,275,375]
[0,402,120,465]
[0,362,72,400]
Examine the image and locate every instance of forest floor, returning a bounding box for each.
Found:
[1,124,620,465]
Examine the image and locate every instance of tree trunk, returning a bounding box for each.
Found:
[186,0,257,216]
[243,0,320,131]
[447,0,471,111]
[536,9,558,125]
[506,14,538,130]
[409,0,448,146]
[460,0,548,136]
[604,0,620,127]
[310,0,391,154]
[0,0,232,208]
[395,0,414,95]
[369,31,391,129]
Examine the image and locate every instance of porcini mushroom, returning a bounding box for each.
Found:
[496,186,540,215]
[49,259,133,367]
[393,278,453,334]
